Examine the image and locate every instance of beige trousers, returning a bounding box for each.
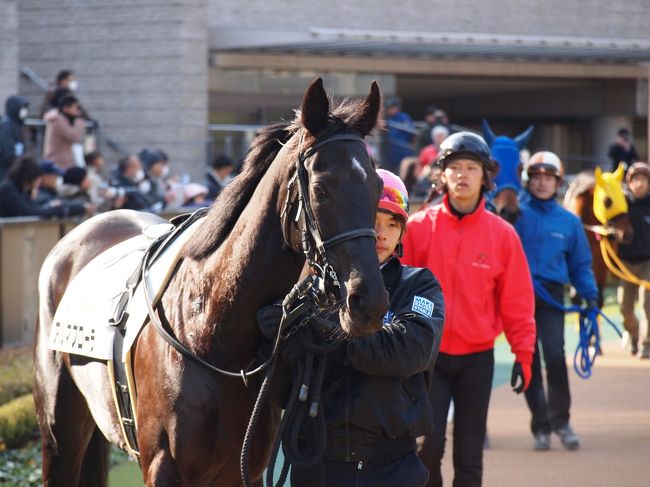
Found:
[617,259,650,347]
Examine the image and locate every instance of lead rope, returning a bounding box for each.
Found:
[265,321,340,487]
[532,280,622,378]
[240,278,339,487]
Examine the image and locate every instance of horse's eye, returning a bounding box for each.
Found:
[603,196,613,209]
[313,185,328,200]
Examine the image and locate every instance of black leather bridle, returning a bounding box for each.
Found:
[145,131,377,383]
[282,132,377,302]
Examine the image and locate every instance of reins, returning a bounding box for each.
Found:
[582,223,650,290]
[532,280,622,378]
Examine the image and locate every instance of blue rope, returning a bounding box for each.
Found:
[532,280,622,379]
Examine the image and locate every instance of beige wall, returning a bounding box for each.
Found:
[0,0,18,103]
[209,0,650,39]
[17,0,209,179]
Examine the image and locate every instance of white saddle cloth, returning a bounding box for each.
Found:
[48,218,202,361]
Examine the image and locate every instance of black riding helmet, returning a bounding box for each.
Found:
[437,131,494,169]
[436,131,495,193]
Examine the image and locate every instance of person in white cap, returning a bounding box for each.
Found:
[514,151,598,452]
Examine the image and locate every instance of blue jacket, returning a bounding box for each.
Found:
[515,191,598,301]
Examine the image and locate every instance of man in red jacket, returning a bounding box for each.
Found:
[402,132,536,487]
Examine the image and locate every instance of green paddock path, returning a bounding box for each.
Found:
[110,306,650,486]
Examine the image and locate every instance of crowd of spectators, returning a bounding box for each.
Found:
[0,69,236,220]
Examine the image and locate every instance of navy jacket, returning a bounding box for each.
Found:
[0,96,29,179]
[619,192,650,263]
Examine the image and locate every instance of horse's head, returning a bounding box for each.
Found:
[482,119,534,224]
[594,164,634,243]
[285,78,388,336]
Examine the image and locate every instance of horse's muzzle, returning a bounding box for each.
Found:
[341,283,388,336]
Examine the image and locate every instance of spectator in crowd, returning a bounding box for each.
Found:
[416,106,439,151]
[139,148,175,211]
[402,132,536,487]
[419,125,450,170]
[35,160,64,206]
[109,154,153,211]
[0,95,30,181]
[258,169,444,487]
[383,97,415,174]
[43,95,86,171]
[416,107,450,152]
[206,154,235,200]
[183,183,213,208]
[41,69,81,115]
[60,166,92,203]
[617,162,650,358]
[0,157,85,218]
[514,151,599,451]
[608,127,639,172]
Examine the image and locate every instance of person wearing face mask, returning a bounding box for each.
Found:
[0,95,30,181]
[41,70,86,115]
[109,154,155,211]
[43,95,86,171]
[139,148,176,211]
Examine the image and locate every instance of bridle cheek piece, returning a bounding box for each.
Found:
[281,133,377,304]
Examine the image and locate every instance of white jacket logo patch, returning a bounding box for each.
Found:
[412,296,434,317]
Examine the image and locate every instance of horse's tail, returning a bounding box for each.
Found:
[78,427,109,487]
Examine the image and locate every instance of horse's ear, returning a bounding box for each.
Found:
[351,81,381,137]
[614,162,626,181]
[514,125,535,149]
[301,77,330,136]
[481,119,496,147]
[594,166,603,185]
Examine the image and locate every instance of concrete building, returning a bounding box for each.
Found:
[0,0,19,103]
[3,0,650,175]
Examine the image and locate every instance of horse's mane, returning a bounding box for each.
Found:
[184,97,371,260]
[563,170,594,212]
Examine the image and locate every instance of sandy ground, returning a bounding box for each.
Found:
[440,340,650,487]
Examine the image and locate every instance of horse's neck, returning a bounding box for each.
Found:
[170,171,304,359]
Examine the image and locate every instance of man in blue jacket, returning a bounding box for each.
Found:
[515,151,599,452]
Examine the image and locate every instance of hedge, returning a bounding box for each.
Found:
[0,394,38,449]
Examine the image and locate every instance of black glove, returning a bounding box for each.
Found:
[510,361,531,394]
[257,303,283,340]
[586,299,599,311]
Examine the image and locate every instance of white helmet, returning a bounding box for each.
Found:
[526,151,564,179]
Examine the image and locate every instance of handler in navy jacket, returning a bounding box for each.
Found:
[258,169,444,487]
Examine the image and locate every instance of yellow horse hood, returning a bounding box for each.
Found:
[593,163,628,224]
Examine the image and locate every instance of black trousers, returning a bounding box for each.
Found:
[291,452,429,487]
[525,282,571,433]
[427,349,494,487]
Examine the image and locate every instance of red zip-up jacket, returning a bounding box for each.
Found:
[402,195,535,364]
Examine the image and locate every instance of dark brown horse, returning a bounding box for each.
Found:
[563,166,634,307]
[33,78,388,486]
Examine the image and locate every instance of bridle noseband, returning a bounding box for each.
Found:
[282,132,377,302]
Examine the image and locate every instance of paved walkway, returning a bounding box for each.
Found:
[111,313,650,486]
[440,338,650,487]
